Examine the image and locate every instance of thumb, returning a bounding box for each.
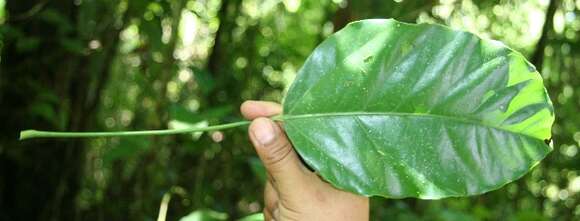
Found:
[249,117,308,189]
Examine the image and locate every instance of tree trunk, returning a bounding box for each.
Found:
[531,0,559,71]
[205,0,243,106]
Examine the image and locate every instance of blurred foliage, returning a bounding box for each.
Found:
[0,0,579,220]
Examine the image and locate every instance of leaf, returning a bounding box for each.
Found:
[237,213,264,221]
[179,209,228,221]
[282,19,554,199]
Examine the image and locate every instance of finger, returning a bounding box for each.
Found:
[263,208,272,221]
[273,208,280,219]
[249,117,308,190]
[241,100,282,120]
[264,181,278,212]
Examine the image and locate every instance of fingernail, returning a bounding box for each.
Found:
[253,119,276,146]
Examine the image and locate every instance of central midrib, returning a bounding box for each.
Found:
[278,111,540,141]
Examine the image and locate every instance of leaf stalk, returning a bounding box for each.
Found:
[18,114,291,140]
[19,121,251,140]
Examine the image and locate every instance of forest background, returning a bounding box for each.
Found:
[0,0,579,220]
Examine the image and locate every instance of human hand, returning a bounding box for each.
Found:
[241,100,369,221]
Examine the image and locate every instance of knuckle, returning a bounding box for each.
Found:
[264,141,293,168]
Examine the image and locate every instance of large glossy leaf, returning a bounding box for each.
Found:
[282,19,554,199]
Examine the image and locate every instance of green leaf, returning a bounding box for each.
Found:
[237,213,264,221]
[179,209,228,221]
[282,19,554,199]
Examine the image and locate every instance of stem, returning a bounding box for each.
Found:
[19,121,251,140]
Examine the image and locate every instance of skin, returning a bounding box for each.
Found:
[241,100,369,221]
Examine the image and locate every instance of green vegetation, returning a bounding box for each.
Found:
[18,18,555,200]
[1,0,579,220]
